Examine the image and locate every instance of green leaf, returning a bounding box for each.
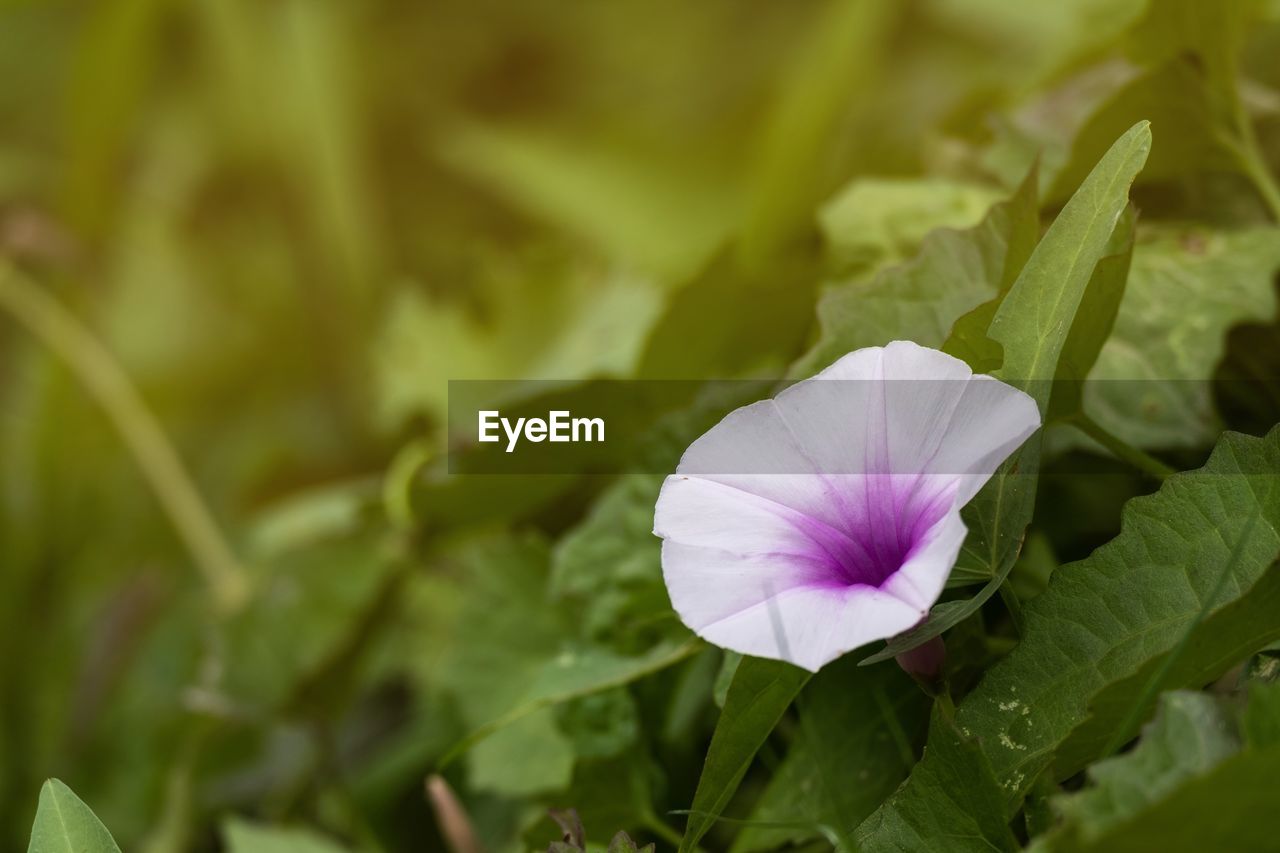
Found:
[1053,564,1280,778]
[733,658,929,853]
[374,260,666,429]
[1045,205,1137,422]
[1047,0,1260,203]
[856,427,1280,843]
[853,708,1019,853]
[27,780,121,853]
[469,707,577,797]
[818,177,1003,275]
[967,429,1280,797]
[1042,692,1240,850]
[437,123,736,281]
[550,475,669,647]
[442,636,701,778]
[795,159,1039,378]
[738,0,893,267]
[1056,741,1280,852]
[1032,685,1280,852]
[989,121,1151,404]
[608,830,656,853]
[677,657,811,853]
[1084,226,1280,448]
[220,529,401,711]
[940,161,1042,375]
[221,817,350,853]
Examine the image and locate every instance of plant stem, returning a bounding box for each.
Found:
[1235,133,1280,223]
[1069,413,1176,481]
[0,264,249,614]
[1228,99,1280,222]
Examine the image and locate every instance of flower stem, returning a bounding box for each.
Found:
[1068,413,1176,481]
[0,264,249,614]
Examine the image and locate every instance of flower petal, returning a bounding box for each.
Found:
[655,341,1040,671]
[661,545,924,671]
[879,507,968,612]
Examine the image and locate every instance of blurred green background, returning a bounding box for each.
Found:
[3,0,1280,850]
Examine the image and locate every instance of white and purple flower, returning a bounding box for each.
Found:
[653,341,1040,672]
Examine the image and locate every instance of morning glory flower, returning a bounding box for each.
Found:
[653,341,1040,672]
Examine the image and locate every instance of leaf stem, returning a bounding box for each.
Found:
[0,264,249,614]
[1225,99,1280,222]
[1068,413,1176,481]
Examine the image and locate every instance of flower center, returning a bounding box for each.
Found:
[808,475,955,589]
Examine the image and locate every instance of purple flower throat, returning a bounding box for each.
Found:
[792,475,956,590]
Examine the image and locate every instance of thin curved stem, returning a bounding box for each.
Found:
[0,263,249,614]
[1069,413,1177,482]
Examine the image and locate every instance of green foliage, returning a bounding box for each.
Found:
[1085,226,1280,447]
[854,709,1019,853]
[734,658,929,852]
[1033,684,1280,852]
[868,126,1149,663]
[678,658,811,853]
[795,166,1037,378]
[27,780,121,853]
[5,1,1280,850]
[221,818,350,853]
[990,122,1151,401]
[855,426,1280,847]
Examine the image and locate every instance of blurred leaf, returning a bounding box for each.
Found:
[796,160,1039,378]
[445,639,699,776]
[1085,226,1280,448]
[27,779,121,853]
[819,178,1002,275]
[852,707,1018,853]
[221,817,349,853]
[1034,692,1239,851]
[928,0,1147,93]
[555,688,640,760]
[856,426,1280,844]
[1244,680,1280,747]
[940,162,1042,374]
[738,0,892,266]
[470,708,576,797]
[1046,738,1280,852]
[1032,684,1280,852]
[526,754,663,852]
[607,830,655,853]
[1047,60,1235,199]
[1048,0,1265,204]
[375,259,665,429]
[439,123,736,281]
[550,475,668,647]
[409,466,579,535]
[639,251,818,379]
[677,657,810,853]
[61,0,169,237]
[990,121,1151,404]
[733,658,929,852]
[221,530,401,711]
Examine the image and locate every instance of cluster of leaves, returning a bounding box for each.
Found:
[2,0,1280,851]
